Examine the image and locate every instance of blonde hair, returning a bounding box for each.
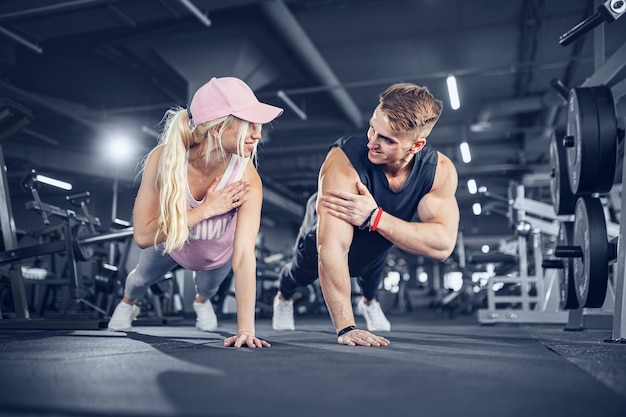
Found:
[379,83,443,138]
[152,106,261,252]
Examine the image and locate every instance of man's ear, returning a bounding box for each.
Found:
[410,137,427,154]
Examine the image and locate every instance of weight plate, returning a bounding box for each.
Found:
[557,222,578,309]
[73,224,94,262]
[550,130,577,215]
[566,88,601,195]
[94,268,116,294]
[590,86,617,193]
[572,197,609,308]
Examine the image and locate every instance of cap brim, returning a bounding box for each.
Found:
[232,103,284,124]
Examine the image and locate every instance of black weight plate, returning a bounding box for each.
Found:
[550,130,577,215]
[572,197,609,308]
[566,88,600,195]
[73,224,94,262]
[557,222,578,309]
[590,86,617,193]
[94,268,116,294]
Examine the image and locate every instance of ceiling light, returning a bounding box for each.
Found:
[0,25,42,54]
[35,174,72,191]
[178,0,211,27]
[277,90,308,121]
[472,202,482,216]
[467,179,477,194]
[104,132,135,164]
[141,125,159,138]
[460,141,471,163]
[446,75,460,110]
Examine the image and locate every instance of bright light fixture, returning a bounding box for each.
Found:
[277,90,307,121]
[105,132,135,164]
[36,174,72,190]
[446,75,460,110]
[472,202,482,216]
[467,179,477,194]
[460,141,471,163]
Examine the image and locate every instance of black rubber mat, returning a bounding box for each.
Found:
[0,313,624,417]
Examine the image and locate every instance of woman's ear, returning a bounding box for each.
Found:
[209,125,221,138]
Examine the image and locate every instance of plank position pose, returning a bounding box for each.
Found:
[272,82,459,347]
[108,77,283,348]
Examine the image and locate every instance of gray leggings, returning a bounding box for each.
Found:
[124,244,232,301]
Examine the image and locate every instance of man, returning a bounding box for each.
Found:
[272,83,459,347]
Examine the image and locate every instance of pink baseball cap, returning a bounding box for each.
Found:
[189,77,283,125]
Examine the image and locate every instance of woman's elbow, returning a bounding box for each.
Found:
[133,234,153,249]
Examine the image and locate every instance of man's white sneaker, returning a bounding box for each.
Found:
[357,299,391,331]
[108,301,140,332]
[193,300,218,332]
[272,294,295,330]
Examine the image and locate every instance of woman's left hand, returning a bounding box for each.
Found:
[224,332,271,348]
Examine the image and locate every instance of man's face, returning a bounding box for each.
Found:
[366,106,425,165]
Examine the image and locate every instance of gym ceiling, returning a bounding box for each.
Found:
[1,0,625,245]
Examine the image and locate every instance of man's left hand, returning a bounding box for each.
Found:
[320,181,378,227]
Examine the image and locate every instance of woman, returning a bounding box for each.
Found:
[108,77,283,348]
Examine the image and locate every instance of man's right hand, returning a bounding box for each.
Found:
[337,329,390,347]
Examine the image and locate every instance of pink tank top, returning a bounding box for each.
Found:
[169,154,248,271]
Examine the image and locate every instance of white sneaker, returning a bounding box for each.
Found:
[108,301,140,332]
[193,301,218,332]
[272,294,295,330]
[357,299,391,331]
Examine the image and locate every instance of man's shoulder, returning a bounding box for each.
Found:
[334,134,367,146]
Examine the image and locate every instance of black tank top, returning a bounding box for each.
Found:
[308,135,438,275]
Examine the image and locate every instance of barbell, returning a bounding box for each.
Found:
[542,221,577,309]
[72,225,134,262]
[0,226,134,265]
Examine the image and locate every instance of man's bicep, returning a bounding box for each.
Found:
[318,148,360,194]
[317,202,354,246]
[317,148,357,250]
[416,177,460,243]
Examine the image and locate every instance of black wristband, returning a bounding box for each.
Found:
[337,325,357,337]
[358,207,378,230]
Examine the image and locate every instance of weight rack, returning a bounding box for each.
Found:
[0,99,107,329]
[571,40,626,342]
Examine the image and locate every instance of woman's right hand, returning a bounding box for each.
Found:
[200,177,249,218]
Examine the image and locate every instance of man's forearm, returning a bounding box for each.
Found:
[317,247,355,331]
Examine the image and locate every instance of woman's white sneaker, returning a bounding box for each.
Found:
[193,301,218,331]
[108,302,140,332]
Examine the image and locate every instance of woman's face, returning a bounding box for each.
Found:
[220,119,262,157]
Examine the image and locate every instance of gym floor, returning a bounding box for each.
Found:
[0,309,625,417]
